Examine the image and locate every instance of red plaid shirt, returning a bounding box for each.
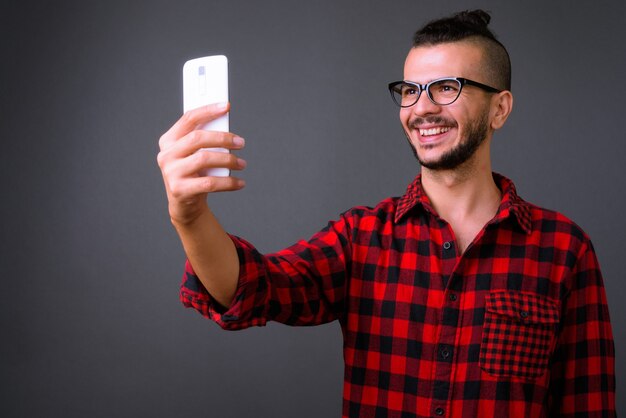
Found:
[180,173,615,418]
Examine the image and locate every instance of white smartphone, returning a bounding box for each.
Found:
[183,55,230,177]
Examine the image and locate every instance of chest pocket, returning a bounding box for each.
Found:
[480,291,560,379]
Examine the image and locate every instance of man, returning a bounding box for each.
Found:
[157,10,615,418]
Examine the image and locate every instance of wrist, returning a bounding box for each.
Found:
[169,202,210,228]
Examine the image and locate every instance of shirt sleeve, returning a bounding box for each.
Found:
[179,214,353,330]
[548,239,616,417]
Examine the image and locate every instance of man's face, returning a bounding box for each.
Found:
[400,42,495,171]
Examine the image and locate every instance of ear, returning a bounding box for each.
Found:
[489,90,513,130]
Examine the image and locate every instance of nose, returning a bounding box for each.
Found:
[410,90,442,116]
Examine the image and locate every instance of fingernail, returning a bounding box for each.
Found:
[216,102,228,110]
[233,136,245,147]
[237,158,247,168]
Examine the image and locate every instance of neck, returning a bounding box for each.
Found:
[420,148,501,224]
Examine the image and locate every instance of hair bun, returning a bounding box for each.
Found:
[455,10,491,28]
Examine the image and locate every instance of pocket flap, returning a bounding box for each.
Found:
[485,291,559,325]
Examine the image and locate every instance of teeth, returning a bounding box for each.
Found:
[419,127,451,136]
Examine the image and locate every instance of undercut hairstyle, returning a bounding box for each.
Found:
[412,10,512,91]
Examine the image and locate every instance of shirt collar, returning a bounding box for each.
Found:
[394,172,533,234]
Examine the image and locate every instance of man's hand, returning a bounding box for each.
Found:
[157,102,245,306]
[157,102,246,225]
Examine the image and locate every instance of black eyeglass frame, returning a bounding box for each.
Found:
[388,77,503,107]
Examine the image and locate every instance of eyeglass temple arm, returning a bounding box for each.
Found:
[459,78,502,93]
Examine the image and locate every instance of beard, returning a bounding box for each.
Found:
[405,111,489,171]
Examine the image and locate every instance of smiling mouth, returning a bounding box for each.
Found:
[419,126,451,137]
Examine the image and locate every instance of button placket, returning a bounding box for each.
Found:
[433,226,458,412]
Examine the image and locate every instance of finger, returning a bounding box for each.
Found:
[159,102,230,150]
[186,150,247,177]
[164,150,246,180]
[177,131,245,158]
[169,175,246,198]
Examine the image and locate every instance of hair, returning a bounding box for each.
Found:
[412,10,511,91]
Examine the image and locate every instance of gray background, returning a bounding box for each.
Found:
[1,0,624,416]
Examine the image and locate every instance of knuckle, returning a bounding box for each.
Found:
[158,132,174,152]
[187,130,203,145]
[201,176,217,192]
[156,149,172,170]
[181,110,197,125]
[227,153,239,167]
[168,181,183,198]
[161,163,175,179]
[193,149,208,166]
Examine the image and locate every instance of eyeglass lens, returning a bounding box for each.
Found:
[393,79,462,107]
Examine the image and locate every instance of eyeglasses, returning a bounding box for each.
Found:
[388,77,502,107]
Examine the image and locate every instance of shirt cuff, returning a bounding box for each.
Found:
[179,234,268,330]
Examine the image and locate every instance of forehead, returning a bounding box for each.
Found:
[403,42,485,82]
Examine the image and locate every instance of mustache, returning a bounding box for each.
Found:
[409,116,457,129]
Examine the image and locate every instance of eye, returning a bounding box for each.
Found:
[432,80,460,94]
[401,84,418,97]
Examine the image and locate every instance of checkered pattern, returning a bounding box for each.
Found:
[180,173,615,417]
[480,291,559,378]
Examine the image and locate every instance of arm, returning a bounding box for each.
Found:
[181,214,354,329]
[157,102,247,307]
[548,240,616,417]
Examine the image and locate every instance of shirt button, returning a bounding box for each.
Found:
[439,346,452,360]
[435,407,445,416]
[449,293,457,302]
[520,310,529,319]
[443,241,452,250]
